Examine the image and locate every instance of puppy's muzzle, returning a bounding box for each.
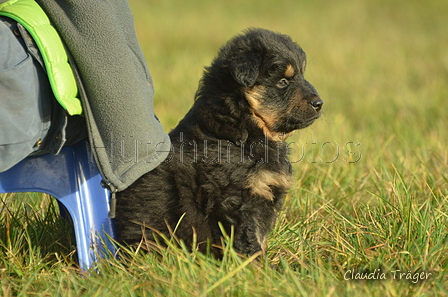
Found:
[310,98,324,113]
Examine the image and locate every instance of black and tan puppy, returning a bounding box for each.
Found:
[115,28,323,256]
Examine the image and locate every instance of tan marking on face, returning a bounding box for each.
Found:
[250,113,293,141]
[245,170,292,201]
[245,85,264,110]
[286,92,310,114]
[285,64,295,78]
[245,87,293,141]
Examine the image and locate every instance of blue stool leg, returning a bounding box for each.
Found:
[56,173,115,269]
[0,139,115,270]
[56,140,115,270]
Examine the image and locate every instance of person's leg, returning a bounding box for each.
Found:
[0,17,53,171]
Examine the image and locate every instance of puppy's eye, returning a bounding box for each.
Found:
[277,78,289,88]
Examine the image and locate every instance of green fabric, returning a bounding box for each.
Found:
[0,0,82,115]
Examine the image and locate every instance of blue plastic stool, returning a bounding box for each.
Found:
[0,139,115,270]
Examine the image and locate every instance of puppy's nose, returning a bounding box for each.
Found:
[310,98,324,112]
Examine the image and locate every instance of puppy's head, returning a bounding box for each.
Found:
[216,28,323,141]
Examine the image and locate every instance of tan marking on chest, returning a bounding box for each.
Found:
[245,170,292,201]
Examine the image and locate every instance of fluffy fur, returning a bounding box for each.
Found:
[115,28,323,256]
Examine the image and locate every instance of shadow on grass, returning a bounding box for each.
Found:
[0,193,77,270]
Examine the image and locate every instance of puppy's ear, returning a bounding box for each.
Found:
[229,53,261,87]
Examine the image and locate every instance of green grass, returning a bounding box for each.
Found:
[1,0,447,295]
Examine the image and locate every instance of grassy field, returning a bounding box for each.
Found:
[1,0,447,295]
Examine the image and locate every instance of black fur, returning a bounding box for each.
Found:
[115,28,323,256]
